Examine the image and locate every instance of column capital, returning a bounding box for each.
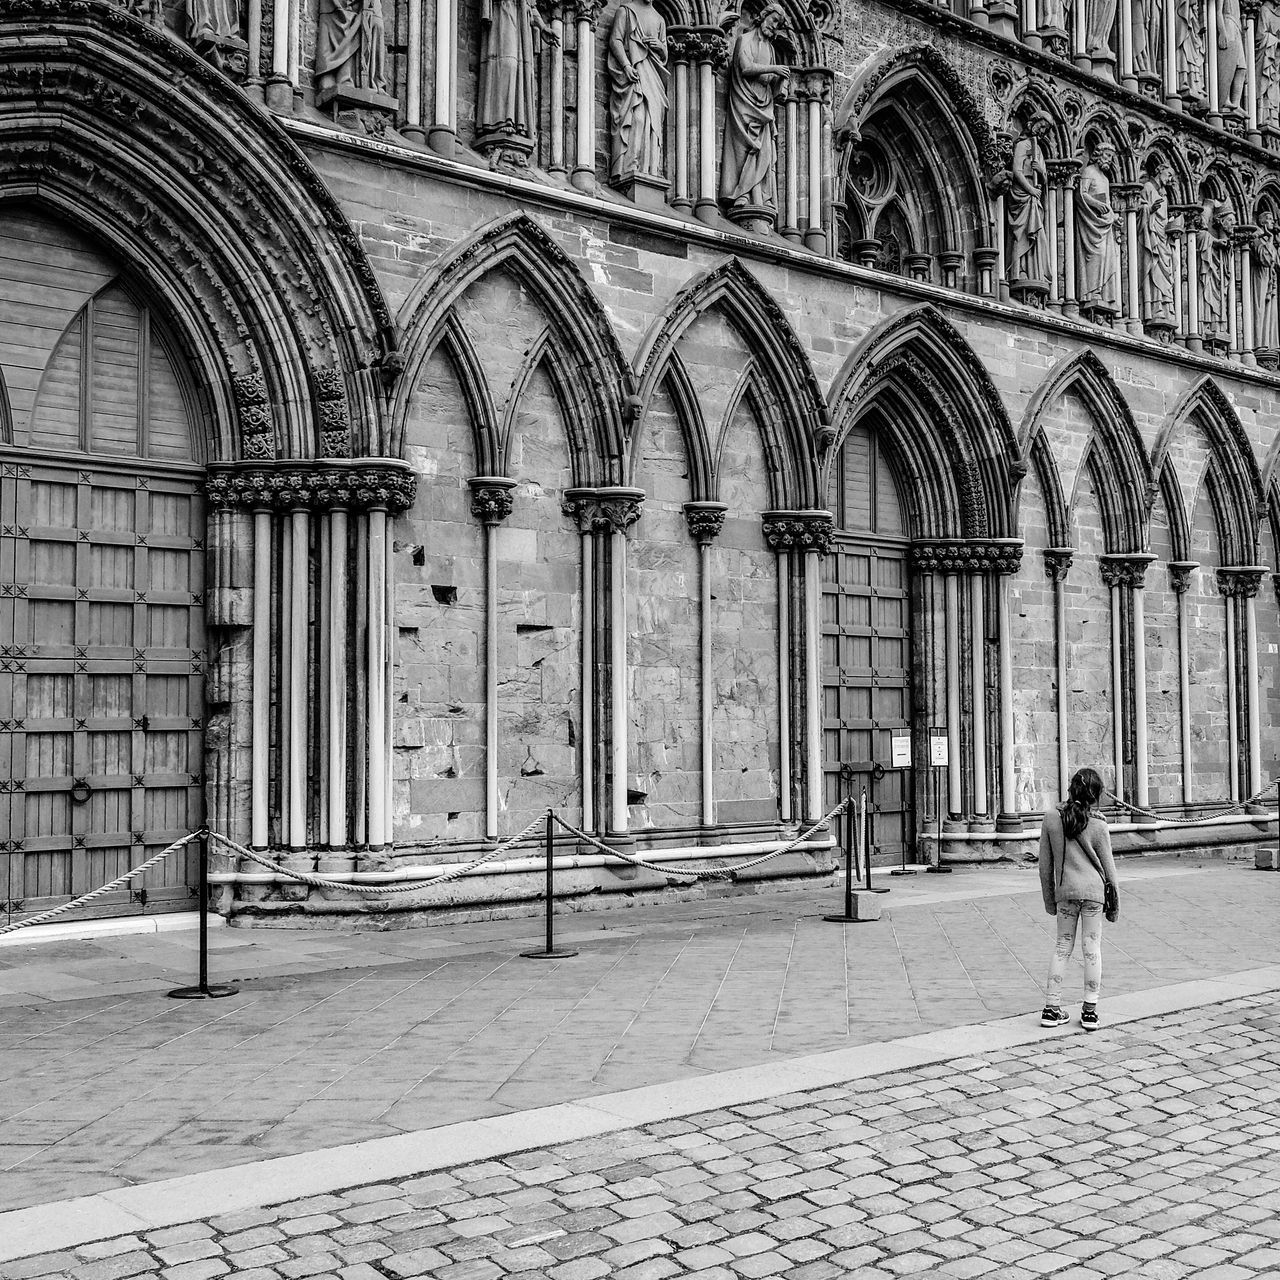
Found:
[1043,547,1074,581]
[1100,552,1158,588]
[1046,158,1081,187]
[205,459,417,513]
[762,509,834,555]
[561,486,646,534]
[911,538,1023,574]
[1217,565,1268,597]
[573,0,604,23]
[468,476,518,526]
[683,501,729,545]
[794,66,835,103]
[667,25,729,68]
[1168,560,1198,594]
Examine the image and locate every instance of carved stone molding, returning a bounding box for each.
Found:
[1099,552,1158,588]
[1217,565,1268,597]
[683,501,729,545]
[233,373,274,460]
[667,25,729,69]
[1168,560,1198,594]
[314,367,352,459]
[468,476,518,526]
[911,538,1024,574]
[1043,547,1074,582]
[206,460,418,513]
[762,510,835,555]
[561,487,646,534]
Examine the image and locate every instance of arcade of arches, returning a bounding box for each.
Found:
[1,1,1279,924]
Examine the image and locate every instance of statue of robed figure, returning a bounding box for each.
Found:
[477,0,558,163]
[315,0,395,119]
[608,0,669,199]
[1252,209,1280,359]
[1138,157,1181,338]
[1076,141,1122,322]
[1006,113,1051,305]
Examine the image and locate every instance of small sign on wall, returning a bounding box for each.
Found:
[891,731,911,768]
[929,733,948,767]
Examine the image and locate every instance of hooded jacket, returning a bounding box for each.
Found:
[1038,806,1118,913]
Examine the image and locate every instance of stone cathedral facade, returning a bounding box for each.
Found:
[0,0,1277,926]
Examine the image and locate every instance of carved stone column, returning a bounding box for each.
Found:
[1102,553,1157,809]
[1114,182,1144,335]
[427,0,458,149]
[691,27,729,223]
[667,28,697,211]
[763,511,834,825]
[780,80,801,243]
[1050,160,1081,317]
[1238,222,1258,362]
[1245,0,1262,139]
[1044,547,1074,801]
[685,502,729,828]
[802,68,833,254]
[1169,560,1197,803]
[550,5,567,174]
[573,0,603,191]
[1218,566,1267,801]
[469,477,517,841]
[1179,205,1204,351]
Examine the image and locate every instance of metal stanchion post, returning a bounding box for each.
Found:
[522,810,578,959]
[926,760,952,874]
[824,772,858,923]
[168,835,236,1000]
[865,765,889,893]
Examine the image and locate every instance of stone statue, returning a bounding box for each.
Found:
[1198,199,1234,346]
[315,0,390,98]
[187,0,239,52]
[1259,3,1280,128]
[1076,141,1123,321]
[1217,0,1248,113]
[607,0,669,182]
[1138,157,1181,334]
[1132,0,1163,78]
[1086,0,1118,63]
[1252,209,1280,351]
[476,0,558,161]
[1006,114,1051,302]
[1176,0,1207,100]
[719,1,790,231]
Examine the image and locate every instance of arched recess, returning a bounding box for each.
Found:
[835,48,998,279]
[631,257,826,509]
[1019,349,1152,553]
[394,211,633,487]
[1151,377,1265,563]
[0,2,395,461]
[827,305,1021,539]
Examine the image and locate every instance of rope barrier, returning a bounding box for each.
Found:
[552,796,851,881]
[0,832,204,937]
[1104,775,1280,827]
[207,809,549,894]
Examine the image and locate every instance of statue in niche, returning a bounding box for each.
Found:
[476,0,559,164]
[315,0,390,99]
[1076,140,1123,321]
[1040,0,1069,49]
[1176,0,1207,100]
[1198,199,1235,347]
[1252,208,1280,353]
[1131,0,1163,81]
[1085,0,1117,64]
[1138,156,1181,335]
[1006,113,1051,303]
[1217,0,1248,113]
[607,0,669,189]
[1259,3,1280,128]
[720,1,791,232]
[186,0,240,61]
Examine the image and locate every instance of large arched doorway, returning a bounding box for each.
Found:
[822,419,914,862]
[0,207,207,924]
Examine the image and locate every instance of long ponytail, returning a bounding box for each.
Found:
[1061,767,1103,839]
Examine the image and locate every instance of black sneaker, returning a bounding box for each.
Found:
[1040,1006,1070,1028]
[1081,1007,1100,1032]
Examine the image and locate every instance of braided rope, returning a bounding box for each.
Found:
[552,796,850,881]
[0,832,203,937]
[207,809,549,894]
[1104,778,1280,827]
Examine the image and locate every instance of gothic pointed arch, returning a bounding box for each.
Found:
[826,305,1020,539]
[1152,376,1265,563]
[0,1,396,463]
[1020,349,1151,553]
[394,211,633,487]
[631,257,826,508]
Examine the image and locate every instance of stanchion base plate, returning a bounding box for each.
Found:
[925,865,954,874]
[520,949,579,960]
[890,868,920,876]
[822,914,860,924]
[167,984,237,1000]
[863,886,892,894]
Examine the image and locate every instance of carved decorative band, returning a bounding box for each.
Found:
[666,26,729,68]
[762,510,834,555]
[911,538,1024,574]
[683,501,729,545]
[468,476,517,526]
[206,461,417,513]
[1099,553,1158,589]
[1216,566,1267,598]
[561,487,646,534]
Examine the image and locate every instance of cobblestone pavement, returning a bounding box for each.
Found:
[0,861,1276,1213]
[4,992,1279,1280]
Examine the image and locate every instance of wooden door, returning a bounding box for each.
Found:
[822,423,914,863]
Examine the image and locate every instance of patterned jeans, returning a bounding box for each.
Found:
[1046,900,1103,1007]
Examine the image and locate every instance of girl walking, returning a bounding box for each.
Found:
[1038,767,1119,1031]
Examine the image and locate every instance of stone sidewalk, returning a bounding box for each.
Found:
[0,856,1274,1223]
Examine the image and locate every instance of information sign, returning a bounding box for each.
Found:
[890,731,911,768]
[929,734,949,767]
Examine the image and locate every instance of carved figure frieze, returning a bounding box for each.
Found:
[1138,156,1182,336]
[762,511,834,555]
[720,2,790,233]
[206,462,417,512]
[1253,208,1280,353]
[476,0,557,166]
[912,539,1023,574]
[607,0,668,185]
[1006,112,1051,304]
[1076,140,1123,322]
